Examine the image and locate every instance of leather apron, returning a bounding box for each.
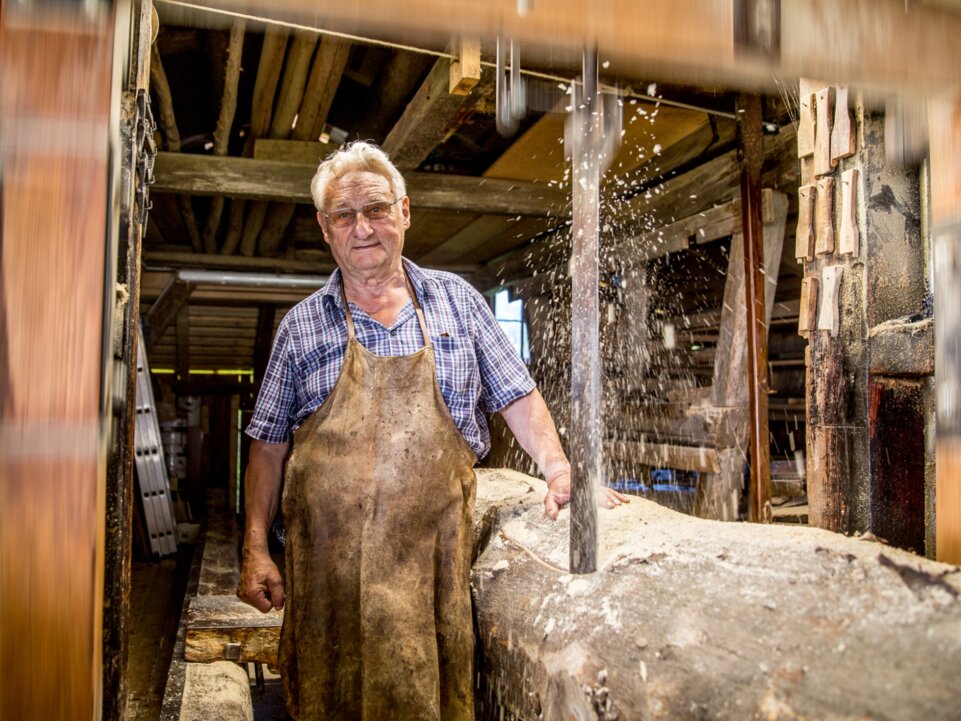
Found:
[279,275,478,721]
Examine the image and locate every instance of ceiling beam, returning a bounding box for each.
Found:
[144,276,196,351]
[383,58,493,170]
[152,152,569,217]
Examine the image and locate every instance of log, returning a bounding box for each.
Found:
[472,469,961,721]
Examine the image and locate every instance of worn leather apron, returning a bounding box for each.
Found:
[280,276,477,721]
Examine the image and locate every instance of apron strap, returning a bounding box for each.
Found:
[340,281,357,339]
[404,268,432,351]
[340,266,431,349]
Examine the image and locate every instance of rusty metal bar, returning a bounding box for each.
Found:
[737,94,772,523]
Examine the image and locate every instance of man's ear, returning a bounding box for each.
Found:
[401,196,411,230]
[316,211,330,244]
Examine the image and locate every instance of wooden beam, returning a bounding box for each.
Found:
[249,26,289,138]
[150,44,203,253]
[144,276,196,351]
[202,20,245,254]
[383,58,493,170]
[255,0,961,93]
[609,440,720,474]
[299,36,351,141]
[176,305,190,380]
[152,152,569,217]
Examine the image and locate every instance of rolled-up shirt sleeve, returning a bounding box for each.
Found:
[246,318,298,443]
[469,288,536,414]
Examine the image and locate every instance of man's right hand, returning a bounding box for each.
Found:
[237,553,286,612]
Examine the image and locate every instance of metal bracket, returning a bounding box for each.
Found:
[135,88,157,233]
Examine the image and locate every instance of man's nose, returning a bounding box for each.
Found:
[353,212,375,236]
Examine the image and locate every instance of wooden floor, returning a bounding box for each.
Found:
[128,554,192,721]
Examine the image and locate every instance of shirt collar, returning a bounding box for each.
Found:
[320,258,432,311]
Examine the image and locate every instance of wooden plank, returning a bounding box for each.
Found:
[838,168,859,256]
[813,86,834,177]
[254,0,961,93]
[609,440,720,473]
[449,36,480,95]
[176,306,190,380]
[814,176,835,255]
[383,58,493,170]
[831,85,856,163]
[299,36,351,142]
[797,91,815,157]
[249,27,289,138]
[416,214,517,266]
[797,276,818,335]
[795,184,815,261]
[152,153,569,217]
[253,138,339,164]
[202,20,245,254]
[816,265,842,336]
[184,595,282,665]
[144,277,196,351]
[0,8,113,720]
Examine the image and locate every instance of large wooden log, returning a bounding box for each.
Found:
[472,469,961,720]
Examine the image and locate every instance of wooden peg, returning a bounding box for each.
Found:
[798,276,819,335]
[795,185,816,261]
[449,37,481,95]
[815,176,835,256]
[831,85,855,162]
[817,265,843,337]
[798,92,815,158]
[839,168,860,256]
[814,87,835,176]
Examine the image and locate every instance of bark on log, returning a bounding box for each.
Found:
[473,469,961,721]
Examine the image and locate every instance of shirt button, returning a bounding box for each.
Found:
[389,328,397,336]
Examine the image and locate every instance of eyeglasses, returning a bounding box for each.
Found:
[323,198,402,228]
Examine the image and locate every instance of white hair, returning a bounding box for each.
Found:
[309,141,407,211]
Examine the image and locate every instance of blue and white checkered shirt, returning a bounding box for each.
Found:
[245,258,536,459]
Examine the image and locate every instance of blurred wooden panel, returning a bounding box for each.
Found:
[0,7,115,721]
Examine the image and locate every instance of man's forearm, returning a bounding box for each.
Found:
[243,439,290,556]
[499,389,570,481]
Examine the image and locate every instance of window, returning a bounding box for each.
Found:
[493,289,530,363]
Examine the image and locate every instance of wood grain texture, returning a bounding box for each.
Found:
[838,167,859,256]
[795,184,816,261]
[0,8,113,720]
[814,176,835,255]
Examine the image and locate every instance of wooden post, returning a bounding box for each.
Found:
[737,94,772,522]
[103,3,154,720]
[929,88,961,564]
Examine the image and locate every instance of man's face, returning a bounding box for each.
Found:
[318,170,410,281]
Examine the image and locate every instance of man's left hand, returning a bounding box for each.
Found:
[543,473,631,519]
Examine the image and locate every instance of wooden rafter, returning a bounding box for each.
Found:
[149,44,203,252]
[222,26,289,256]
[152,152,569,217]
[202,19,245,254]
[383,58,493,171]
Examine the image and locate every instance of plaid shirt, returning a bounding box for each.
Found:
[246,259,535,459]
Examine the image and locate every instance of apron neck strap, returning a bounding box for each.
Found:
[403,269,432,350]
[339,266,431,349]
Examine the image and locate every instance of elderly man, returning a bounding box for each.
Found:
[237,141,625,720]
